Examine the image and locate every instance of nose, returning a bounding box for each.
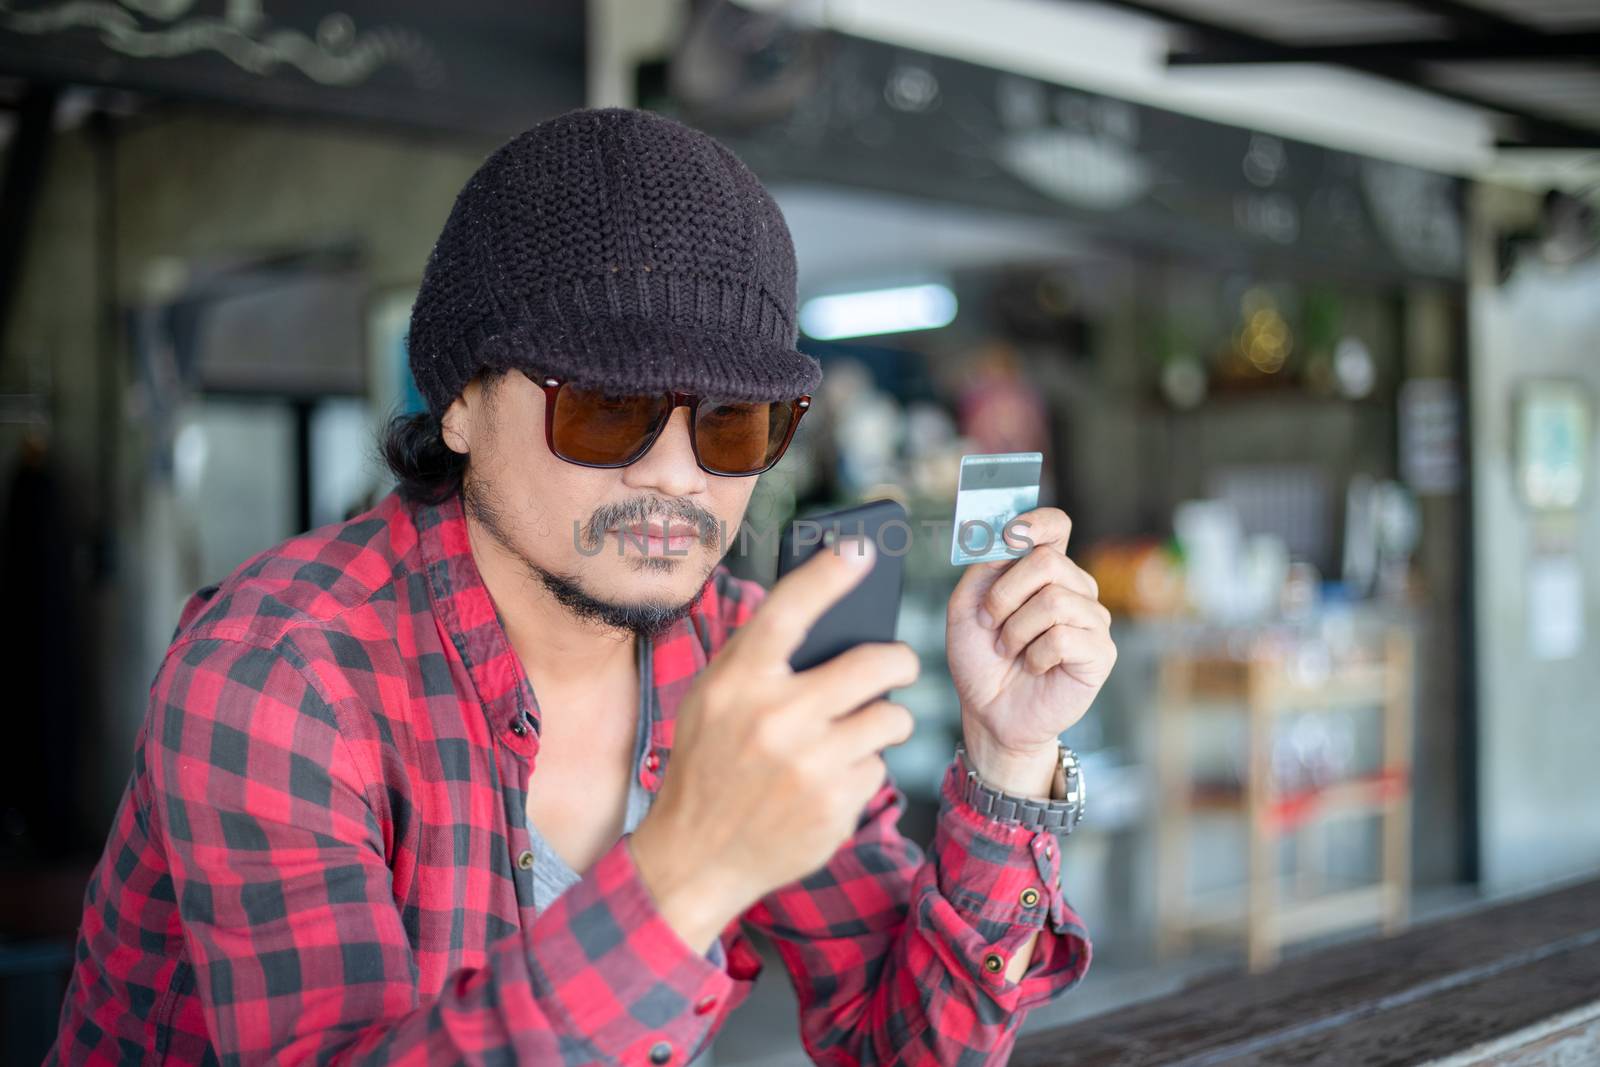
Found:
[621,407,709,498]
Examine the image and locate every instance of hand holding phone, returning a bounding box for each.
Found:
[629,509,918,952]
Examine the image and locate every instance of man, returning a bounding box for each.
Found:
[51,106,1112,1065]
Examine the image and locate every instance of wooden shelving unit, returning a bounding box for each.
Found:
[1154,627,1414,971]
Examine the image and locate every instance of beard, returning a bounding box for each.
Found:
[460,471,718,639]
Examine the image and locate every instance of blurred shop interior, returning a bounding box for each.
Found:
[2,0,1600,1062]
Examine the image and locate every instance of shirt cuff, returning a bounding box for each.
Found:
[527,832,734,1065]
[930,756,1092,1010]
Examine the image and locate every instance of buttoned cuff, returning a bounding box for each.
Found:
[527,832,732,1066]
[929,756,1092,1011]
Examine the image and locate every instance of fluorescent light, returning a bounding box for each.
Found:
[800,283,957,340]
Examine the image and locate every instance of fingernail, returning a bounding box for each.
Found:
[840,536,875,567]
[977,606,993,628]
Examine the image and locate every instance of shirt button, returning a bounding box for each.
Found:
[983,952,1005,974]
[1020,887,1040,907]
[693,994,717,1015]
[517,850,535,871]
[649,1040,673,1063]
[645,750,661,772]
[510,717,529,737]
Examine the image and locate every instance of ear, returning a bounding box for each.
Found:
[440,382,477,456]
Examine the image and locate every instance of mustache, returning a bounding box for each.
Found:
[581,496,723,549]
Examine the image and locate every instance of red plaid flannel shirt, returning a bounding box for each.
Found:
[51,489,1090,1065]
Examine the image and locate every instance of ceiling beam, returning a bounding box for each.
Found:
[1089,0,1600,148]
[1391,0,1542,41]
[1393,0,1600,71]
[1170,32,1600,66]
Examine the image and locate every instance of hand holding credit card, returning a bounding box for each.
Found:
[943,449,1115,799]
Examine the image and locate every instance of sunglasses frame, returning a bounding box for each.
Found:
[526,372,812,477]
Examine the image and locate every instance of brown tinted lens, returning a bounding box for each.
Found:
[550,384,671,466]
[694,399,795,474]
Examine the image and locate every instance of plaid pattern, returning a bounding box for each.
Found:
[50,489,1090,1065]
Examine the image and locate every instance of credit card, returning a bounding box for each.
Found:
[950,452,1043,565]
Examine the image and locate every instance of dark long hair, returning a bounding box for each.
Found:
[380,409,466,505]
[382,368,515,503]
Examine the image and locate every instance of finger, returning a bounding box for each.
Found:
[1021,553,1098,600]
[1063,555,1100,601]
[792,641,921,718]
[742,535,878,661]
[982,546,1086,629]
[843,753,892,809]
[1001,506,1072,556]
[956,543,1095,630]
[996,585,1110,660]
[827,699,916,761]
[1023,624,1116,676]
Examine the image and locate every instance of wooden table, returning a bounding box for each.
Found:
[1013,877,1600,1066]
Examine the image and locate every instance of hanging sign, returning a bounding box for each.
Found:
[0,0,585,137]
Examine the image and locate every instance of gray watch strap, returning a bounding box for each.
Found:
[954,741,1084,834]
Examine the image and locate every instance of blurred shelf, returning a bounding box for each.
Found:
[1266,667,1389,712]
[1187,770,1409,833]
[1177,656,1388,713]
[1168,882,1400,944]
[1268,883,1399,944]
[1155,627,1415,972]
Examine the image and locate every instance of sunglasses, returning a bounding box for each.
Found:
[527,372,811,477]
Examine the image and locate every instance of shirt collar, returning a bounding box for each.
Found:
[411,490,707,773]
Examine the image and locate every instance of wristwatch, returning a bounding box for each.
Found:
[954,740,1086,834]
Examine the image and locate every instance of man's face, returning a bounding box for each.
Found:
[442,371,758,635]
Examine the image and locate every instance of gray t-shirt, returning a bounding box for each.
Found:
[525,631,731,967]
[526,630,654,913]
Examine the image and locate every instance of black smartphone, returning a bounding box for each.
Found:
[775,498,908,673]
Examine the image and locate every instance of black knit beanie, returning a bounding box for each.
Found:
[407,106,822,416]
